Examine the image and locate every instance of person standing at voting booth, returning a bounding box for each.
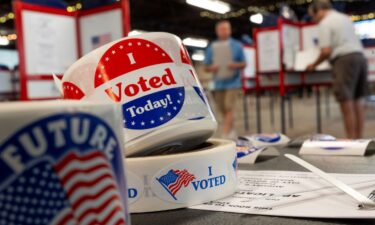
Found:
[307,0,369,139]
[204,20,246,140]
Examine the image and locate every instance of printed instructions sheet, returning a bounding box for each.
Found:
[190,170,375,218]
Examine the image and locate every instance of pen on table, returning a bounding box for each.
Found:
[284,154,375,210]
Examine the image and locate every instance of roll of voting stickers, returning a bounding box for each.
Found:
[125,138,237,213]
[57,32,217,156]
[0,101,129,225]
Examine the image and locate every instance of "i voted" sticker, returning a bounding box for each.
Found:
[92,38,186,130]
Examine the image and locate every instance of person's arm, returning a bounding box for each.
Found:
[204,64,219,73]
[228,62,246,70]
[203,45,219,73]
[228,43,247,70]
[306,47,332,71]
[306,23,332,72]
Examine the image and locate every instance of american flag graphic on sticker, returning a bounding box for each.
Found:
[0,113,128,225]
[156,169,195,200]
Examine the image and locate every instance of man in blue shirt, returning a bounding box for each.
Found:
[204,20,246,139]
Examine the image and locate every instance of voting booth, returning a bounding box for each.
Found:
[252,19,333,95]
[14,1,130,100]
[245,19,338,134]
[251,20,304,133]
[298,23,332,86]
[253,20,304,96]
[242,45,256,91]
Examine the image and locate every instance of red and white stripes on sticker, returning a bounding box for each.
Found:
[53,151,126,225]
[169,169,195,195]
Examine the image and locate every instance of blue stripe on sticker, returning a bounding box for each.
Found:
[254,134,281,143]
[321,147,345,151]
[122,87,185,130]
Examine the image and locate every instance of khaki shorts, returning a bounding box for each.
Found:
[213,89,240,113]
[332,53,369,102]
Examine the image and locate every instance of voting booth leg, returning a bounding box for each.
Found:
[325,87,331,118]
[280,96,287,134]
[269,91,275,128]
[256,94,262,133]
[316,86,322,133]
[243,93,249,131]
[287,95,294,129]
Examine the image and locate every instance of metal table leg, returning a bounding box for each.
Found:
[325,87,330,118]
[270,91,275,128]
[316,86,322,133]
[256,93,262,133]
[280,95,286,134]
[243,93,249,131]
[288,94,294,129]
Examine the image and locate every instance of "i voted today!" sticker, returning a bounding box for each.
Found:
[61,33,217,156]
[90,38,185,130]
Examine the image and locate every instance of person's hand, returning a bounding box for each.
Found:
[227,62,238,70]
[209,64,219,73]
[306,63,316,72]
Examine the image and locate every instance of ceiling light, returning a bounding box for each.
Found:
[186,0,230,14]
[250,13,263,24]
[192,51,205,61]
[128,29,147,36]
[182,37,208,48]
[7,13,14,19]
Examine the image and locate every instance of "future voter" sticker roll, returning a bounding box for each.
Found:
[124,138,237,213]
[0,101,129,225]
[59,32,217,156]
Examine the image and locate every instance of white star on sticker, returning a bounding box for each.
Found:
[141,121,145,126]
[173,107,177,110]
[167,112,171,116]
[128,43,132,46]
[75,90,78,94]
[154,48,158,51]
[123,120,126,123]
[162,53,166,57]
[177,100,181,104]
[131,121,135,126]
[150,120,155,124]
[160,117,164,121]
[101,65,105,69]
[146,44,150,47]
[137,42,141,46]
[112,50,116,54]
[105,57,109,61]
[119,45,124,49]
[179,92,183,96]
[98,74,102,78]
